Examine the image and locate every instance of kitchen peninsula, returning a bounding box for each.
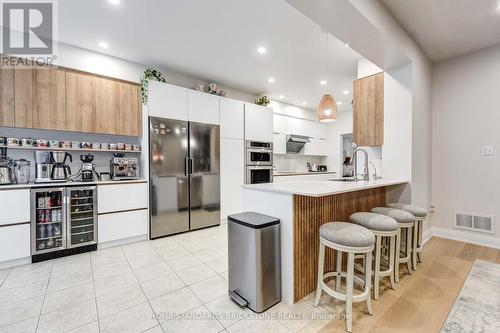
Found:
[242,178,408,304]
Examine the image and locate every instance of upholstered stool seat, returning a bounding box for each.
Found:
[371,207,416,283]
[388,203,428,267]
[388,203,427,218]
[350,213,398,300]
[350,212,398,232]
[315,222,375,332]
[319,222,375,248]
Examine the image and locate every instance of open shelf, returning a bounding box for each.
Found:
[0,145,141,154]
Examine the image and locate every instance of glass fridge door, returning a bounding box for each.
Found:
[31,188,66,254]
[67,186,97,247]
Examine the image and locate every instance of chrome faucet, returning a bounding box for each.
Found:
[352,148,369,181]
[369,161,381,180]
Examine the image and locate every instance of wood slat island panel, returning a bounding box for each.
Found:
[293,187,386,301]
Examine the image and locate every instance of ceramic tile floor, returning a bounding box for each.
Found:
[0,223,335,333]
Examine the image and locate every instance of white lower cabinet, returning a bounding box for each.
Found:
[220,138,244,219]
[98,209,148,243]
[97,182,149,245]
[98,183,148,214]
[0,224,30,262]
[0,189,30,226]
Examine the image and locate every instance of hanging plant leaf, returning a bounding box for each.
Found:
[140,68,167,104]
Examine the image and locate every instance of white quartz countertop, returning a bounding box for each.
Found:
[242,178,408,197]
[0,179,147,190]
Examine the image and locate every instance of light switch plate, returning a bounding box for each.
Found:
[480,145,494,156]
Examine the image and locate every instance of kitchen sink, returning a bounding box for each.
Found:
[329,178,357,182]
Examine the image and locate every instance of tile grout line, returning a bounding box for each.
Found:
[89,251,102,333]
[120,244,165,332]
[155,232,235,330]
[34,261,54,333]
[0,266,13,287]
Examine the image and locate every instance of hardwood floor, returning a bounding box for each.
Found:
[299,237,500,333]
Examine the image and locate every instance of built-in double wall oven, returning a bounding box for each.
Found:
[245,140,273,184]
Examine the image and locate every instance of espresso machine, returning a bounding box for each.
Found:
[50,152,72,181]
[34,151,53,183]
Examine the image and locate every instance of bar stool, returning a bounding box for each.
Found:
[314,222,375,332]
[371,207,416,283]
[388,203,428,269]
[350,212,398,300]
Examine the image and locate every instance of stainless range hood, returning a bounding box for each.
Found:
[286,134,310,154]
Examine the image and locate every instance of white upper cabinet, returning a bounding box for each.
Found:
[273,114,287,155]
[188,90,220,124]
[148,81,188,121]
[304,137,329,156]
[245,104,273,142]
[220,98,244,139]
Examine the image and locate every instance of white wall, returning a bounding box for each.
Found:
[432,43,500,241]
[57,43,257,103]
[269,100,317,121]
[349,0,433,217]
[357,58,383,78]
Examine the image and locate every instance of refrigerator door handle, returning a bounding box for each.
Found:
[184,157,189,176]
[188,158,193,175]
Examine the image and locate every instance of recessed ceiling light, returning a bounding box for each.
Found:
[302,101,307,105]
[257,47,266,54]
[279,95,285,99]
[342,90,349,95]
[344,43,349,47]
[268,77,275,83]
[99,41,109,49]
[337,101,343,105]
[320,80,327,85]
[108,0,120,4]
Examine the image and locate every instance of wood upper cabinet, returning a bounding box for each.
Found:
[352,72,384,146]
[14,68,34,128]
[105,80,141,136]
[32,68,66,130]
[0,65,15,127]
[0,57,141,136]
[65,71,96,133]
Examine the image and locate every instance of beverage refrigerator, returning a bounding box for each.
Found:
[31,186,97,262]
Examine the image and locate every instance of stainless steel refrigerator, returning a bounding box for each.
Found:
[149,116,220,238]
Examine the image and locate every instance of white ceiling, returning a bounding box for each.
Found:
[381,0,500,62]
[54,0,363,110]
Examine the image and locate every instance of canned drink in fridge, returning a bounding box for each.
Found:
[38,225,47,239]
[51,210,58,222]
[38,197,45,208]
[45,196,51,208]
[44,209,50,222]
[37,210,43,222]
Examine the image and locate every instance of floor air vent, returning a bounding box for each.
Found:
[455,212,495,234]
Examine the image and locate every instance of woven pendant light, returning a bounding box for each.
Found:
[317,94,337,122]
[317,31,337,122]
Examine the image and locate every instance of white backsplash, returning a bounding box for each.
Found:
[0,127,143,182]
[273,154,328,172]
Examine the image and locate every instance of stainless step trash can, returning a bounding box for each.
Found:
[228,212,281,313]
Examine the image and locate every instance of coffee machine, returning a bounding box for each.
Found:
[34,151,53,183]
[50,152,72,181]
[0,153,16,185]
[80,154,100,182]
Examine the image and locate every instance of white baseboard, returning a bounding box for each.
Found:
[97,235,148,250]
[0,256,30,270]
[429,226,500,250]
